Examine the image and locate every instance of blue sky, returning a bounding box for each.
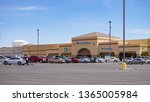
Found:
[0,0,150,47]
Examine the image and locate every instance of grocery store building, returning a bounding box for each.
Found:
[23,32,150,59]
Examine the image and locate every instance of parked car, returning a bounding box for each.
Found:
[61,56,72,63]
[145,59,150,64]
[78,57,91,63]
[97,57,106,63]
[0,55,8,63]
[3,57,26,65]
[124,57,133,63]
[136,56,149,61]
[127,58,145,65]
[71,57,79,63]
[49,57,65,63]
[3,56,12,59]
[28,56,43,63]
[106,57,119,62]
[39,56,48,63]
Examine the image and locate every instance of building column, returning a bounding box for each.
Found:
[136,53,141,57]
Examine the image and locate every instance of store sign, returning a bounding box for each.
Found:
[64,48,68,52]
[101,48,112,51]
[76,41,91,45]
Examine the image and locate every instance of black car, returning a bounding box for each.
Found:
[127,58,145,65]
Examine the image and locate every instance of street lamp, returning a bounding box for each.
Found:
[109,21,112,57]
[29,45,30,55]
[37,29,39,56]
[121,0,126,70]
[123,0,126,62]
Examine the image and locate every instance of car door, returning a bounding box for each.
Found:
[14,58,20,64]
[9,58,18,64]
[136,59,141,64]
[132,59,137,64]
[8,58,14,64]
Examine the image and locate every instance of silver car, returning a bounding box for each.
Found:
[78,57,91,63]
[97,57,106,63]
[0,55,8,63]
[145,59,150,64]
[3,57,26,65]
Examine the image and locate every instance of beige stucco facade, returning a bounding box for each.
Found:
[22,32,150,58]
[0,47,22,56]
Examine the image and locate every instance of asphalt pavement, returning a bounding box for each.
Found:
[0,63,150,85]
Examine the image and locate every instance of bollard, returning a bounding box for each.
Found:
[121,62,126,70]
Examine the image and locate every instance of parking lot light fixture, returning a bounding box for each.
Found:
[109,21,112,57]
[37,29,39,56]
[123,0,126,62]
[121,0,127,70]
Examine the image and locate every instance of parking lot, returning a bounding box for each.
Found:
[0,63,150,85]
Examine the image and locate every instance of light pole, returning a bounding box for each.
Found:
[37,29,39,56]
[121,0,126,70]
[29,45,30,55]
[123,0,125,62]
[109,21,112,57]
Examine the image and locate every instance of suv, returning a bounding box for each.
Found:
[28,56,43,63]
[127,58,145,65]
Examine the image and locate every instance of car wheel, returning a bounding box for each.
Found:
[4,61,8,65]
[147,61,150,64]
[129,62,132,65]
[18,61,22,65]
[140,62,143,65]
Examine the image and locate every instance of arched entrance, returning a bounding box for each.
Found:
[77,48,91,57]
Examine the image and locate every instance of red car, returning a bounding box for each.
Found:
[39,56,48,63]
[71,58,79,63]
[29,56,43,63]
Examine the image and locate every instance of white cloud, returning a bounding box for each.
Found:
[16,6,46,10]
[127,28,150,35]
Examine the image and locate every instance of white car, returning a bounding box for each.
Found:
[3,57,26,65]
[0,55,8,63]
[145,59,150,64]
[125,58,133,63]
[97,58,106,63]
[106,57,120,62]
